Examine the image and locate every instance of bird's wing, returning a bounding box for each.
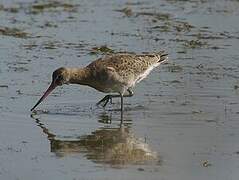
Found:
[87,61,128,85]
[87,53,167,86]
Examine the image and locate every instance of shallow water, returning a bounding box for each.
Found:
[1,0,239,179]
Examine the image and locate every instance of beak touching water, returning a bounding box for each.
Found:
[30,82,57,111]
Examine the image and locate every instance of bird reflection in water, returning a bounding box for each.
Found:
[31,113,159,168]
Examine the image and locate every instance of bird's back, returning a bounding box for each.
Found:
[86,52,167,93]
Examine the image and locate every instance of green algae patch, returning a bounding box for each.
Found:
[0,27,29,38]
[0,4,19,13]
[183,39,208,49]
[136,11,171,21]
[115,7,133,17]
[167,64,183,73]
[30,1,78,13]
[90,45,114,55]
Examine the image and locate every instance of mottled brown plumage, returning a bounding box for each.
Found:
[31,52,168,112]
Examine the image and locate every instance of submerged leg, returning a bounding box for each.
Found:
[120,93,124,122]
[120,93,123,112]
[96,89,134,107]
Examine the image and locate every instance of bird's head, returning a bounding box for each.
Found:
[31,67,70,111]
[52,67,70,86]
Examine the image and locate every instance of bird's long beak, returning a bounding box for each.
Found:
[31,82,56,111]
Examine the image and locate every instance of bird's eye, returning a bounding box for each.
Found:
[57,75,63,81]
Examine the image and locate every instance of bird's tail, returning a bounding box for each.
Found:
[136,51,168,63]
[156,51,168,62]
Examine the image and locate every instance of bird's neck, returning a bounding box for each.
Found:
[68,68,91,85]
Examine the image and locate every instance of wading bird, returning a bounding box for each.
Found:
[31,52,168,112]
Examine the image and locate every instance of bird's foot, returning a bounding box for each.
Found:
[96,95,113,107]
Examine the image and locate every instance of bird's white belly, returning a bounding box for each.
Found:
[134,63,160,84]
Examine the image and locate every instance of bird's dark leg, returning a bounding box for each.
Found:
[120,93,124,122]
[96,94,117,107]
[96,89,134,107]
[120,93,124,112]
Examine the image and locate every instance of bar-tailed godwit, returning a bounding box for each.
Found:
[31,52,168,112]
